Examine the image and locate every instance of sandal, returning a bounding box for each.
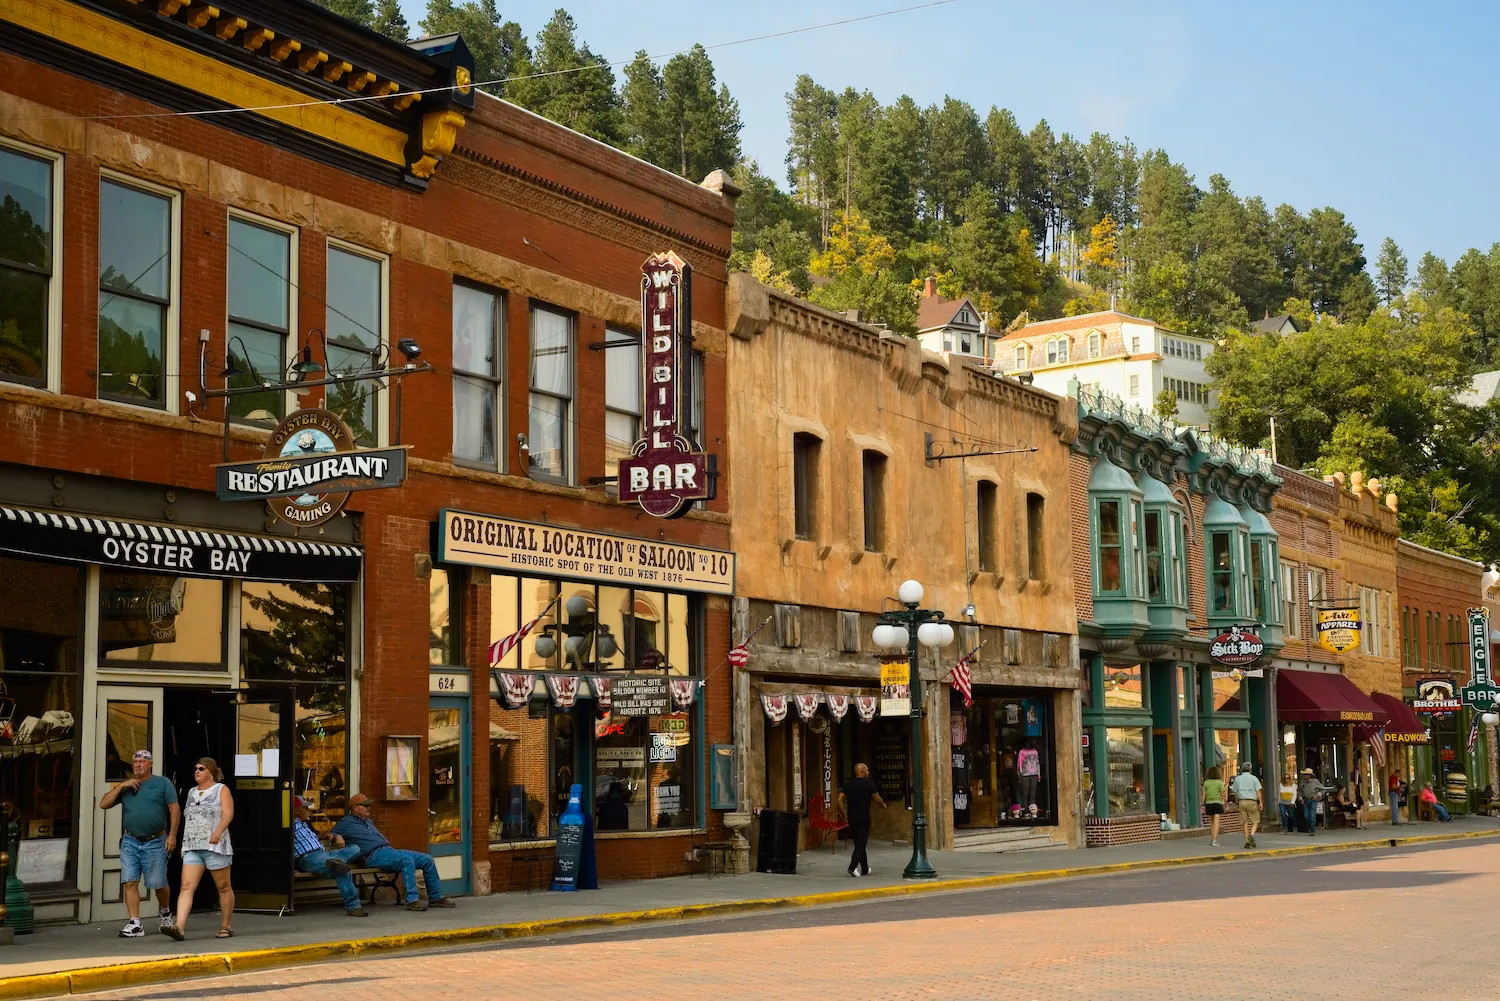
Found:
[216,927,234,939]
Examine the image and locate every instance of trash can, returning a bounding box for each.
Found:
[756,809,800,874]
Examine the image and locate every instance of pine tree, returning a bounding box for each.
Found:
[506,10,620,144]
[314,0,374,27]
[371,0,409,41]
[421,0,529,94]
[1376,237,1409,305]
[661,45,741,181]
[620,51,669,167]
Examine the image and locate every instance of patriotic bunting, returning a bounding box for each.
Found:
[670,678,698,709]
[545,674,579,709]
[854,696,878,723]
[826,694,851,722]
[762,694,789,724]
[794,692,822,721]
[497,672,536,709]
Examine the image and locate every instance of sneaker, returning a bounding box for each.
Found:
[119,919,144,938]
[405,900,428,912]
[346,907,369,917]
[1248,838,1257,848]
[429,897,456,908]
[861,868,871,876]
[158,908,174,929]
[1210,840,1220,847]
[326,858,352,875]
[847,868,859,878]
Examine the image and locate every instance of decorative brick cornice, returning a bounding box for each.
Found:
[446,148,730,265]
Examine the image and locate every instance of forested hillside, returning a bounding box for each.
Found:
[317,1,1500,564]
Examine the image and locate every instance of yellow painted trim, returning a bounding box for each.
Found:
[0,0,408,169]
[0,827,1493,1000]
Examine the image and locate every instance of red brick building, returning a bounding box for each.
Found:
[0,0,736,924]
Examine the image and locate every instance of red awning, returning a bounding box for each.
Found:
[1370,692,1430,743]
[1277,670,1389,724]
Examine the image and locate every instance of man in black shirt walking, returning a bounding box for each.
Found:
[837,762,886,877]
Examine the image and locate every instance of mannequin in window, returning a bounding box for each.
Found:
[1017,740,1042,819]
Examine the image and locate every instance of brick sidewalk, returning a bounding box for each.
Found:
[2,815,1495,992]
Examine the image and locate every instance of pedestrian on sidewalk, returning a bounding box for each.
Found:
[1231,761,1262,849]
[1419,782,1452,822]
[333,794,455,909]
[163,758,234,942]
[837,763,885,877]
[1389,772,1404,825]
[1277,773,1298,833]
[293,797,366,916]
[1201,766,1227,847]
[98,749,179,938]
[1299,768,1328,835]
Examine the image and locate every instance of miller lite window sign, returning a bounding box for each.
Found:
[619,252,714,519]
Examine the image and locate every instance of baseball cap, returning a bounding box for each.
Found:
[293,795,306,808]
[133,749,153,762]
[348,793,373,808]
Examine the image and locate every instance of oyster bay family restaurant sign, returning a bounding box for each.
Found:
[438,510,734,595]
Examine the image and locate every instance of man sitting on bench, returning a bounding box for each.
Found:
[294,797,367,917]
[333,793,456,911]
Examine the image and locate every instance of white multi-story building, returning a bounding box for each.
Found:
[992,310,1217,426]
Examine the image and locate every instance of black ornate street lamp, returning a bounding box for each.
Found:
[872,579,954,880]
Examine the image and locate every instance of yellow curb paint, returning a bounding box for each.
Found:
[3,827,1496,1000]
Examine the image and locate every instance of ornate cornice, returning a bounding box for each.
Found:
[447,147,730,265]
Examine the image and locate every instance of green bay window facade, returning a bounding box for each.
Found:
[1203,495,1252,630]
[1241,505,1284,652]
[1089,456,1148,639]
[1139,473,1188,642]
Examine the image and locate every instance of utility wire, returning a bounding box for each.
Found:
[0,1,960,124]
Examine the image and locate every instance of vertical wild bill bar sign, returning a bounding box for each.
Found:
[618,252,714,519]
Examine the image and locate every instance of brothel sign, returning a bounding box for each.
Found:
[618,252,715,519]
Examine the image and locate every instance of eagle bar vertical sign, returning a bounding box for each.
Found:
[618,252,712,519]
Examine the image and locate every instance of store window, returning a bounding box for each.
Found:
[240,582,349,683]
[452,281,503,469]
[98,176,174,409]
[226,214,293,426]
[429,567,459,666]
[98,571,224,668]
[1105,727,1149,816]
[528,304,574,483]
[1213,675,1244,713]
[604,326,642,482]
[0,556,80,885]
[0,140,58,389]
[1103,663,1144,709]
[325,243,386,444]
[1214,730,1241,778]
[293,688,349,836]
[595,710,695,831]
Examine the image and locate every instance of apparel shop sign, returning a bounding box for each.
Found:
[617,252,715,519]
[215,408,408,527]
[437,509,735,596]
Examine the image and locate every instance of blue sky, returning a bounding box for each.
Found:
[398,0,1499,266]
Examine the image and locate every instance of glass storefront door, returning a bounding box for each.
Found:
[93,686,164,923]
[428,697,471,896]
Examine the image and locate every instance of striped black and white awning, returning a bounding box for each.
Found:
[0,505,362,582]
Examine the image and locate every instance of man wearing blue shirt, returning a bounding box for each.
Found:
[293,798,366,916]
[331,793,455,911]
[98,749,179,938]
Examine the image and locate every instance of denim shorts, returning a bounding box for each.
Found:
[181,848,233,871]
[120,834,168,889]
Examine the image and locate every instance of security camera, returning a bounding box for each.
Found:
[397,338,422,362]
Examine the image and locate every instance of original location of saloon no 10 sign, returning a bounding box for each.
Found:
[618,252,715,519]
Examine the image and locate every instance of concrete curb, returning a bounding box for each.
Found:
[3,828,1495,1000]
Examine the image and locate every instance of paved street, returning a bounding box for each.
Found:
[71,839,1500,1001]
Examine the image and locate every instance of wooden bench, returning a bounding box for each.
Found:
[294,866,403,906]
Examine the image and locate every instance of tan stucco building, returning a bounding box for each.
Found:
[723,275,1083,853]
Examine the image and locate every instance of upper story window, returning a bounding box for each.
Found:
[1087,331,1101,358]
[1130,336,1140,354]
[325,242,386,445]
[1026,492,1045,581]
[604,327,642,482]
[0,139,61,391]
[1046,337,1069,365]
[960,331,972,354]
[1129,374,1140,396]
[528,304,574,483]
[98,175,176,410]
[452,281,503,469]
[226,214,294,427]
[792,432,821,540]
[1090,457,1143,600]
[1014,344,1028,369]
[1098,499,1123,593]
[1210,531,1233,614]
[1140,477,1185,608]
[861,450,887,552]
[977,481,998,572]
[1282,562,1300,638]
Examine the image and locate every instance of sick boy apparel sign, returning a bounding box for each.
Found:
[617,252,715,519]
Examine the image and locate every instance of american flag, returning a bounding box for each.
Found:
[727,643,750,668]
[951,650,975,707]
[1467,713,1483,755]
[488,596,559,666]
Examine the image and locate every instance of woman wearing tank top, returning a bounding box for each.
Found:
[162,757,235,941]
